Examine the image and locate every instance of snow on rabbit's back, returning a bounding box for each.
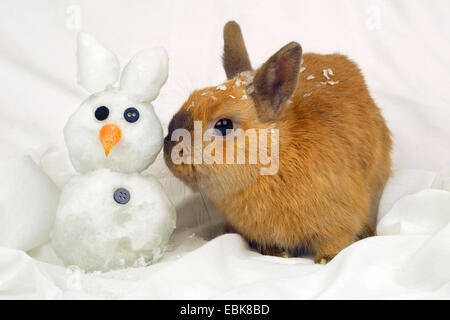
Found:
[65,32,169,174]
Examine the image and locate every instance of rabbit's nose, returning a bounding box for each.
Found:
[164,110,193,161]
[165,110,193,143]
[163,133,175,159]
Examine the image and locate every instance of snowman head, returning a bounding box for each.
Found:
[64,32,168,173]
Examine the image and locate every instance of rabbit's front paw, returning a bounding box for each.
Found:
[314,254,334,264]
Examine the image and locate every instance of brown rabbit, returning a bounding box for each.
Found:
[164,21,392,263]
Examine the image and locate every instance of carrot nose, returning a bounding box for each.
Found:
[99,124,122,156]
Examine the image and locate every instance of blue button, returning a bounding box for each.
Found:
[114,188,130,204]
[124,107,140,123]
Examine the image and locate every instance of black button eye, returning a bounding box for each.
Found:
[214,118,233,136]
[124,107,140,123]
[95,106,109,121]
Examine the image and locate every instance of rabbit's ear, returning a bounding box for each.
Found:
[119,47,169,103]
[222,21,252,79]
[253,42,302,122]
[77,32,120,93]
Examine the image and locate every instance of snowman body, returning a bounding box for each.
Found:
[51,33,175,272]
[52,169,175,271]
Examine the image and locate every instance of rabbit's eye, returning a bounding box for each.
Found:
[124,107,140,123]
[214,119,233,136]
[95,106,109,121]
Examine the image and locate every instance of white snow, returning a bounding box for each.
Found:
[51,169,176,272]
[2,0,450,300]
[119,47,169,103]
[66,33,169,174]
[40,144,77,188]
[306,75,315,80]
[323,69,336,81]
[0,156,59,251]
[239,71,252,78]
[216,84,227,91]
[77,32,120,93]
[300,67,306,73]
[303,92,312,97]
[59,35,174,272]
[239,71,254,86]
[64,90,164,173]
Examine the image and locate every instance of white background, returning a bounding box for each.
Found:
[0,0,450,299]
[1,0,449,170]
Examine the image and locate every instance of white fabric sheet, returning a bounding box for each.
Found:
[0,0,449,299]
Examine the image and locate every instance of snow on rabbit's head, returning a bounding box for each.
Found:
[65,32,168,174]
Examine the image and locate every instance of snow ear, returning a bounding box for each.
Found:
[119,47,169,103]
[77,32,120,93]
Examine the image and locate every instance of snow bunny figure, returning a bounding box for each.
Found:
[51,33,176,272]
